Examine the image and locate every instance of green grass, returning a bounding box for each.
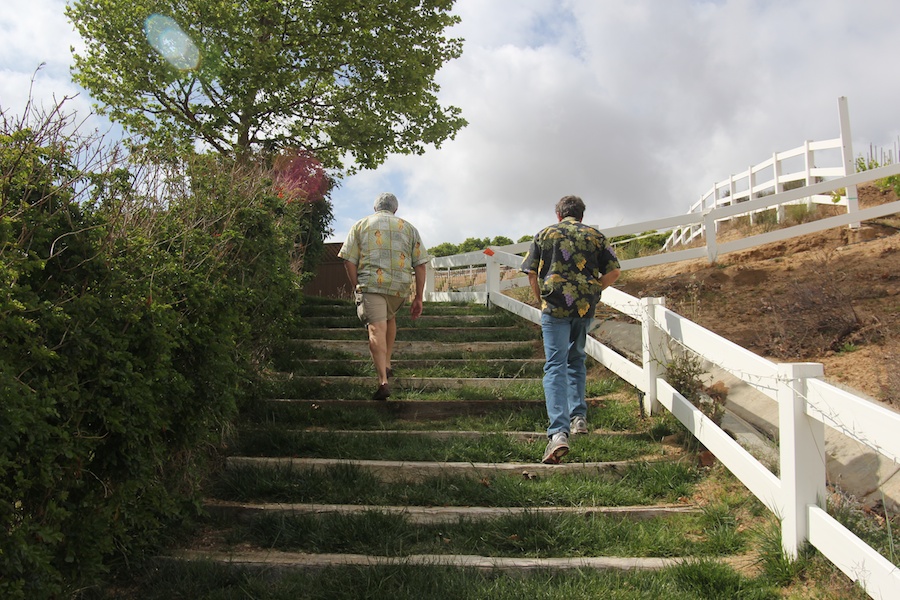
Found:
[230,507,746,558]
[259,377,619,401]
[282,359,546,378]
[272,340,538,366]
[209,461,700,507]
[300,313,522,328]
[99,560,781,600]
[229,429,663,462]
[292,326,540,342]
[241,394,645,433]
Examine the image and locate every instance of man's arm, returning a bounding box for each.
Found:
[526,271,541,305]
[600,268,621,290]
[343,260,359,290]
[411,263,426,319]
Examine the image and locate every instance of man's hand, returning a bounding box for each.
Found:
[410,297,423,320]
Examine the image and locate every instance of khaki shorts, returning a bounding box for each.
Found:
[356,292,405,326]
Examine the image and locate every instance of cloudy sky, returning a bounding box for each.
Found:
[2,0,898,248]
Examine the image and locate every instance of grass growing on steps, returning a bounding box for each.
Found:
[217,505,748,558]
[259,378,618,401]
[241,395,649,433]
[300,313,523,328]
[229,429,666,462]
[208,461,701,507]
[102,559,782,600]
[282,359,547,378]
[272,339,538,365]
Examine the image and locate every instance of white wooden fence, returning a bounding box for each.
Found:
[423,165,900,599]
[664,96,859,250]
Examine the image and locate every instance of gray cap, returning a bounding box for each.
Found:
[374,192,398,213]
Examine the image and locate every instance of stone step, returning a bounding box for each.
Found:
[204,500,700,524]
[301,326,525,334]
[247,429,648,441]
[304,339,540,356]
[298,358,545,368]
[284,375,541,389]
[167,549,682,573]
[262,398,542,419]
[226,456,645,483]
[302,314,506,324]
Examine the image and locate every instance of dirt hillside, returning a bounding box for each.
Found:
[615,183,900,408]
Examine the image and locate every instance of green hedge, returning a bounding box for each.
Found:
[0,122,330,597]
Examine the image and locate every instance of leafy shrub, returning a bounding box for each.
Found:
[0,105,331,597]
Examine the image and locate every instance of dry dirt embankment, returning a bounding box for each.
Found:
[616,184,900,410]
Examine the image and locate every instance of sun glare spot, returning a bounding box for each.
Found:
[143,14,200,71]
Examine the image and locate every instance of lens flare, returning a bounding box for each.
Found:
[143,14,200,71]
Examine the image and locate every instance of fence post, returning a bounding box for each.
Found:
[748,165,757,226]
[485,249,500,308]
[774,151,785,224]
[838,96,860,229]
[704,209,718,264]
[804,140,814,211]
[424,261,435,300]
[641,297,666,416]
[777,362,826,559]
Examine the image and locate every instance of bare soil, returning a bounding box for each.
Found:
[616,183,900,409]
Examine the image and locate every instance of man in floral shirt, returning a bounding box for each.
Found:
[521,195,621,463]
[339,193,430,400]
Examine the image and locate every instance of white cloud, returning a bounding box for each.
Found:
[331,0,900,247]
[0,0,95,122]
[3,1,898,250]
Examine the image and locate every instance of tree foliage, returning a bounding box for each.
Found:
[67,0,467,169]
[428,235,518,257]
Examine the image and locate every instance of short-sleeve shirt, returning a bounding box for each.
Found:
[338,210,430,297]
[520,217,620,318]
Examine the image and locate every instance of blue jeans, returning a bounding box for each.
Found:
[540,313,591,437]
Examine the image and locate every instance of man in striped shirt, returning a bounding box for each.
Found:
[339,193,430,400]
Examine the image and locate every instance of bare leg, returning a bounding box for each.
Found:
[385,317,397,375]
[367,320,389,386]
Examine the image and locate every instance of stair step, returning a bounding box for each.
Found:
[263,398,542,419]
[298,358,546,368]
[226,456,642,482]
[204,500,700,524]
[304,339,539,356]
[284,375,541,389]
[167,549,682,573]
[301,326,525,334]
[302,314,507,324]
[242,429,649,442]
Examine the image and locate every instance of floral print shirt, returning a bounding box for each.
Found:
[520,217,620,318]
[338,210,430,297]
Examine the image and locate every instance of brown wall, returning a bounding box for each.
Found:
[303,242,353,299]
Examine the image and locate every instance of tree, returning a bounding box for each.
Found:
[457,236,490,253]
[428,241,459,257]
[490,235,513,246]
[67,0,467,169]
